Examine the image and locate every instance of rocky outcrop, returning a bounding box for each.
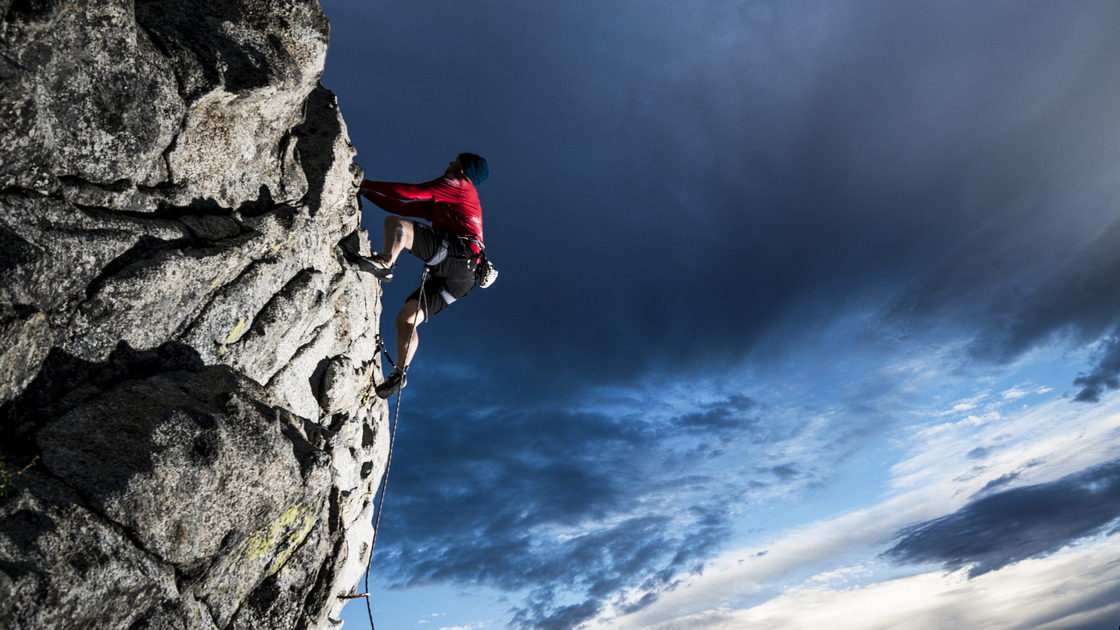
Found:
[0,1,389,629]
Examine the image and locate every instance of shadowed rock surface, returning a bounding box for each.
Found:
[0,0,388,628]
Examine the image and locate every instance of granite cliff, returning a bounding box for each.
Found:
[0,0,390,628]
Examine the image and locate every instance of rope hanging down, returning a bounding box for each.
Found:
[360,265,428,630]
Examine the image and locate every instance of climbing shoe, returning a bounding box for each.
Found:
[375,370,407,399]
[352,253,394,282]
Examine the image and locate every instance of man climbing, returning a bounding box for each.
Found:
[353,153,491,399]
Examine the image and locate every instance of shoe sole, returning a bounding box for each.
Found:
[375,375,407,399]
[353,257,394,282]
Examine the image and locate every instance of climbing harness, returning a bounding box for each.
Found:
[359,265,429,630]
[413,226,496,291]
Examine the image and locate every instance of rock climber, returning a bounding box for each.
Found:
[353,153,493,399]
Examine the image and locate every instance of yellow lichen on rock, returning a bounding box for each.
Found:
[219,317,247,356]
[241,502,319,576]
[224,318,247,345]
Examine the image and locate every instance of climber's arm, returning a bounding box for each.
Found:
[361,179,442,201]
[359,182,434,220]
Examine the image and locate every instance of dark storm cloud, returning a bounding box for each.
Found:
[889,213,1120,400]
[1073,335,1120,402]
[884,458,1120,577]
[512,598,601,630]
[503,510,728,630]
[370,379,764,627]
[673,395,757,434]
[324,0,1120,390]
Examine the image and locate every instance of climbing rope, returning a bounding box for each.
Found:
[360,265,429,630]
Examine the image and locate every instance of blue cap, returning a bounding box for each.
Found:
[458,153,489,186]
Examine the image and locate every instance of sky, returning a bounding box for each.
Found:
[317,1,1120,629]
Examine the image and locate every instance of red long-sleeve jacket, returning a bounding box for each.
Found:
[361,174,484,252]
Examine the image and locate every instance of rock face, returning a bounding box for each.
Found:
[0,1,389,629]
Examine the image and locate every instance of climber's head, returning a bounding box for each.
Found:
[456,153,489,186]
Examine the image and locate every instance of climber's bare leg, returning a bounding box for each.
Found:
[380,216,414,265]
[394,299,425,372]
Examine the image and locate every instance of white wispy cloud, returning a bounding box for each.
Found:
[589,383,1120,630]
[1001,384,1054,400]
[637,537,1120,630]
[436,622,490,630]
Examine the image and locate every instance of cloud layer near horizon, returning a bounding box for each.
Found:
[632,541,1120,630]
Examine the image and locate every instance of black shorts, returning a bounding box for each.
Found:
[406,221,477,318]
